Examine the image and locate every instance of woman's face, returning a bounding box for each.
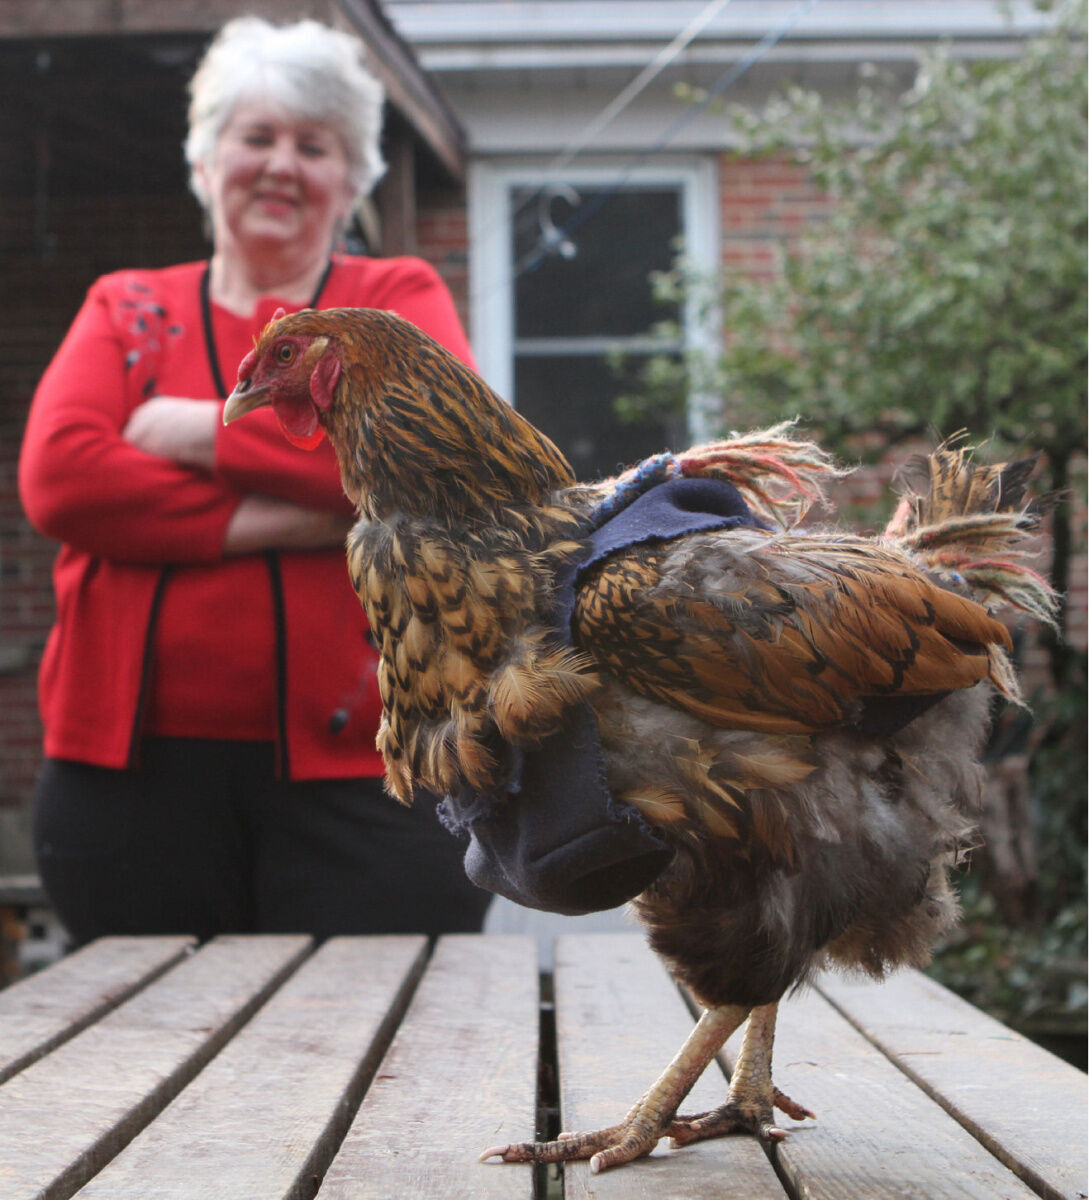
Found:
[199,95,355,263]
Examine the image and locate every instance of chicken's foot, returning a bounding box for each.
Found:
[669,1002,815,1146]
[480,1003,749,1173]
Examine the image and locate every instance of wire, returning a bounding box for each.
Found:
[546,0,737,177]
[497,0,738,282]
[508,0,737,277]
[535,0,824,262]
[473,0,824,301]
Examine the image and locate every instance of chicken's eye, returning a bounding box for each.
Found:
[277,343,296,364]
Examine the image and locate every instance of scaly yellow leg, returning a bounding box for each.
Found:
[669,1001,816,1146]
[481,1003,749,1173]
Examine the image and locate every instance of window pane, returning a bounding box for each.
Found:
[514,353,683,482]
[512,187,682,339]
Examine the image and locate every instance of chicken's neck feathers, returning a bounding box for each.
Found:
[328,330,575,530]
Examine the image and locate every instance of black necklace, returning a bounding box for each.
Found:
[199,260,333,399]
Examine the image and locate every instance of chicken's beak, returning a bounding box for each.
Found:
[223,379,271,425]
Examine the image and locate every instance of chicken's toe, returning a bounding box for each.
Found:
[480,1124,626,1165]
[481,1003,750,1172]
[669,1102,786,1145]
[668,1087,814,1147]
[480,1108,666,1171]
[772,1086,817,1123]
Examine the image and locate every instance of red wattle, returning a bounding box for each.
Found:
[282,427,326,450]
[272,397,325,450]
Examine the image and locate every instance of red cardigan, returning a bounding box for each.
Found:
[19,255,476,778]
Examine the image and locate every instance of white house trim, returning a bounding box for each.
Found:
[387,1,1052,48]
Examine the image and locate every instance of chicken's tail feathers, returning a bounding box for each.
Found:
[884,438,1060,630]
[885,435,1052,531]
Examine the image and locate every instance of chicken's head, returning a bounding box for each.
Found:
[223,308,342,449]
[224,305,577,522]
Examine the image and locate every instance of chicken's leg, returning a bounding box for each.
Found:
[481,1003,749,1173]
[669,1001,816,1146]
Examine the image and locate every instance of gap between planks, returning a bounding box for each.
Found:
[71,934,430,1200]
[0,934,312,1200]
[317,933,540,1200]
[0,935,195,1085]
[816,969,1088,1200]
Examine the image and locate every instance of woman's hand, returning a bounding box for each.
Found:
[223,494,353,555]
[122,397,219,470]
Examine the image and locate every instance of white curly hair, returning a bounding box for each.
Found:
[185,16,387,211]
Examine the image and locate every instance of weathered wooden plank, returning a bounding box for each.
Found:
[551,932,788,1200]
[816,969,1088,1200]
[748,985,1045,1200]
[0,934,311,1200]
[71,935,428,1200]
[0,936,194,1085]
[317,933,539,1200]
[0,874,47,905]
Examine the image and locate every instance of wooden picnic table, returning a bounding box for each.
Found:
[0,931,1083,1200]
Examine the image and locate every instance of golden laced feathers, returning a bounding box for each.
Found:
[348,511,597,805]
[243,302,1057,804]
[572,426,1054,727]
[306,308,598,803]
[629,424,1059,647]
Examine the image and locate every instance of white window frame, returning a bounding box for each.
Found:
[468,156,720,440]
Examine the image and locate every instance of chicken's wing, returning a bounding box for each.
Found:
[573,527,1012,735]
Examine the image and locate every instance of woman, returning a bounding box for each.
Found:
[18,17,490,943]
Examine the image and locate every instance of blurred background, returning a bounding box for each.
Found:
[0,0,1083,1062]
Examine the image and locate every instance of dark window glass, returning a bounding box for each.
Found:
[512,187,682,338]
[510,184,685,480]
[514,353,684,483]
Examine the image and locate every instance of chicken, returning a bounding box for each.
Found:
[223,307,1057,1173]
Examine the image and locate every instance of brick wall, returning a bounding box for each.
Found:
[718,154,834,279]
[416,182,472,336]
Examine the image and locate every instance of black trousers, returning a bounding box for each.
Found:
[33,738,490,946]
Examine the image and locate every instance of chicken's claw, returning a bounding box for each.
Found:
[480,1112,666,1173]
[668,1087,816,1147]
[479,1131,612,1165]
